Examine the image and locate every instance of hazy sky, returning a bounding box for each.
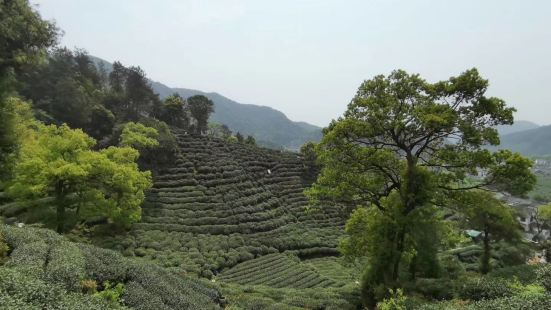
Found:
[33,0,551,127]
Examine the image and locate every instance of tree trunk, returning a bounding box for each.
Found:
[481,230,491,274]
[56,204,65,233]
[55,180,65,234]
[391,228,406,282]
[409,253,417,281]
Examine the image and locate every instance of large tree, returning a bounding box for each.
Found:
[7,118,152,233]
[187,95,214,135]
[307,69,535,304]
[160,93,189,128]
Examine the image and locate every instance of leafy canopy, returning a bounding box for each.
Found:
[7,113,152,231]
[119,121,159,149]
[307,68,536,304]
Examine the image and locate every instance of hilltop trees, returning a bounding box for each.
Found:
[307,69,536,305]
[188,95,214,135]
[18,48,111,135]
[160,93,187,128]
[105,62,161,121]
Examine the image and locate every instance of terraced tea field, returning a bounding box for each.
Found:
[219,253,340,288]
[106,134,346,277]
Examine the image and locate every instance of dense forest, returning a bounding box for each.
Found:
[1,1,551,309]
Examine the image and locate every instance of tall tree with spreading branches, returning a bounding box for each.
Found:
[307,69,536,305]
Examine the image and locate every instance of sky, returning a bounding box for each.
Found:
[33,0,551,127]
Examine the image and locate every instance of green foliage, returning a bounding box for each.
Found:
[0,97,34,185]
[94,281,125,306]
[187,95,214,135]
[408,278,456,300]
[106,62,161,121]
[0,232,9,264]
[300,141,320,182]
[245,135,256,146]
[538,202,551,221]
[489,265,538,285]
[120,121,159,149]
[536,264,551,293]
[418,294,551,310]
[0,0,58,79]
[19,48,111,137]
[307,68,535,304]
[220,282,359,310]
[456,190,521,273]
[207,123,232,139]
[457,276,514,301]
[377,289,406,310]
[160,93,188,128]
[235,131,244,142]
[0,0,56,183]
[7,121,152,231]
[0,224,222,309]
[219,253,338,289]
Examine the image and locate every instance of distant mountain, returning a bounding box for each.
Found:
[167,88,322,150]
[496,120,540,136]
[91,56,322,150]
[499,125,551,155]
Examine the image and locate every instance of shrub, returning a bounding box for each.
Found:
[377,289,406,310]
[457,276,514,301]
[81,279,98,294]
[94,281,125,306]
[78,244,128,283]
[122,281,169,310]
[44,241,86,291]
[537,264,551,292]
[489,265,538,285]
[0,232,9,263]
[410,278,455,300]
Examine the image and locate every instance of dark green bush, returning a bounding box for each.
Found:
[457,276,514,301]
[537,264,551,292]
[489,264,538,285]
[410,278,455,300]
[44,241,86,291]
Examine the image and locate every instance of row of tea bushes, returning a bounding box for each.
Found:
[218,253,340,289]
[0,224,223,309]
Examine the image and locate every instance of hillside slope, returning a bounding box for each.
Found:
[499,125,551,155]
[496,120,540,136]
[106,134,345,277]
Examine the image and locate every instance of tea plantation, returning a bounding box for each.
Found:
[218,253,339,288]
[0,224,223,309]
[102,133,347,278]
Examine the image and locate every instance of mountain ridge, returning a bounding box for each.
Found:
[499,124,551,155]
